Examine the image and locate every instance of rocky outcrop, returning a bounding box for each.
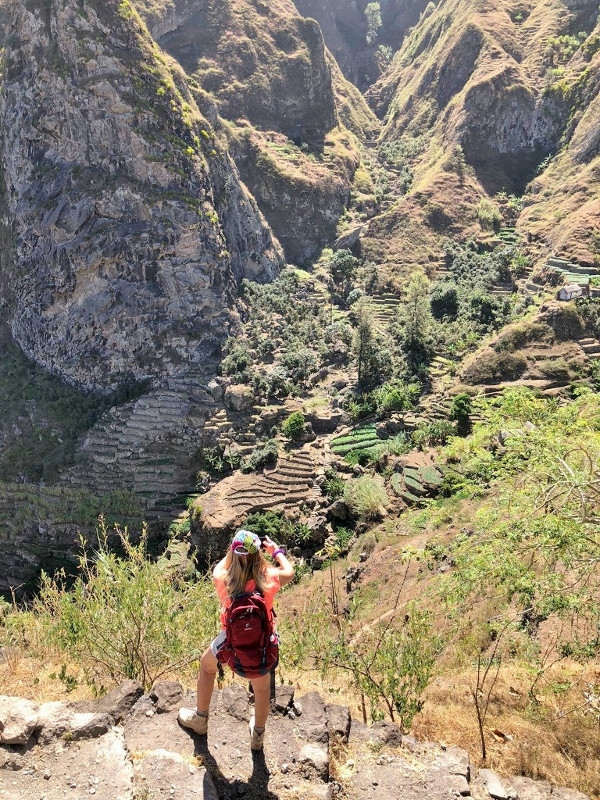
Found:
[142,0,376,264]
[291,0,431,90]
[0,0,282,393]
[0,682,591,800]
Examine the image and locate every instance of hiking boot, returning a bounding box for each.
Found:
[177,708,208,735]
[249,715,265,750]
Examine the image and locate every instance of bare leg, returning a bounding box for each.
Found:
[250,672,271,729]
[197,645,218,713]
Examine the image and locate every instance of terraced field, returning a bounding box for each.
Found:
[199,448,318,535]
[390,463,443,506]
[545,256,597,287]
[330,423,382,459]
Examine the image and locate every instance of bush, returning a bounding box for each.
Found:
[243,510,310,548]
[477,198,502,230]
[449,392,473,436]
[242,439,278,472]
[281,411,306,440]
[323,468,346,500]
[537,357,572,381]
[344,475,389,519]
[280,348,317,384]
[33,523,218,690]
[373,381,420,415]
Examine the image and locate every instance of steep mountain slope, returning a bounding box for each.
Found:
[0,0,282,393]
[364,0,600,272]
[133,0,378,264]
[291,0,431,89]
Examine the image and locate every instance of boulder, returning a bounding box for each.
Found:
[325,704,351,742]
[0,696,39,745]
[299,743,329,781]
[150,681,183,714]
[71,679,143,723]
[224,385,255,412]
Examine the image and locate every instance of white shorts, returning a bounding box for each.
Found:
[210,629,227,657]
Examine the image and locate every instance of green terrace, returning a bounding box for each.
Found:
[330,423,382,458]
[545,256,598,287]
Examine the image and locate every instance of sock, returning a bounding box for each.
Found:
[196,710,209,717]
[254,725,265,734]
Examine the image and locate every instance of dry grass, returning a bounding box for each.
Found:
[413,661,600,798]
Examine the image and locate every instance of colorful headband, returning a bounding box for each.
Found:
[231,529,261,556]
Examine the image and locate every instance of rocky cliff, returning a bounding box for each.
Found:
[138,0,378,264]
[0,0,282,394]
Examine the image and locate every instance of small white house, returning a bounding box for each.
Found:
[557,284,583,301]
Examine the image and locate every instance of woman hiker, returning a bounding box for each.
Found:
[178,529,294,750]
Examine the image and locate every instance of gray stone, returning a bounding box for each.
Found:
[71,680,143,723]
[325,704,351,742]
[478,768,516,799]
[508,776,552,800]
[432,746,470,779]
[271,685,295,715]
[129,694,156,721]
[329,500,349,521]
[222,684,249,721]
[0,696,39,745]
[36,703,112,745]
[444,774,471,796]
[369,721,403,747]
[299,743,329,781]
[295,692,328,744]
[150,681,183,714]
[551,788,590,800]
[225,385,255,412]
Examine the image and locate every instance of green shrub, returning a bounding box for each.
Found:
[449,392,473,436]
[242,439,278,472]
[412,420,455,449]
[33,523,218,690]
[243,510,310,548]
[281,411,306,440]
[537,357,572,381]
[323,469,346,500]
[477,198,502,230]
[344,475,388,519]
[373,381,420,415]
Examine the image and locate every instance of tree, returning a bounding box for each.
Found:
[365,2,382,45]
[450,392,473,436]
[353,301,392,390]
[328,249,360,301]
[391,272,433,374]
[430,282,459,320]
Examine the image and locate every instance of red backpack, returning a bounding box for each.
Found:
[216,591,279,679]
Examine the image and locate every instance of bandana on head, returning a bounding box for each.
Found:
[231,529,261,556]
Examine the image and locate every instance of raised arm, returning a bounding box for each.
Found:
[262,535,295,587]
[212,548,232,583]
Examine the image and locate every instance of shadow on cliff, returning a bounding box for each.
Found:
[194,737,280,800]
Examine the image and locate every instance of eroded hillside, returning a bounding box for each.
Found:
[363,0,600,274]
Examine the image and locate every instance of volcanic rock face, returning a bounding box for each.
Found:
[0,0,282,393]
[140,0,375,265]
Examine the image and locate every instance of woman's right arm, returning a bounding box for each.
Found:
[212,548,232,582]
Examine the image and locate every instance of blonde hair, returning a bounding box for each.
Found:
[225,550,269,597]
